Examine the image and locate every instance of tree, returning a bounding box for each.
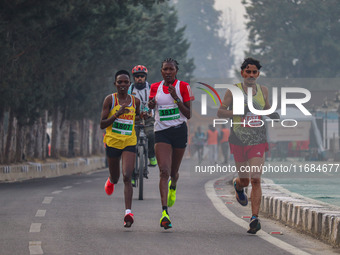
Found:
[243,0,340,78]
[172,0,235,78]
[0,0,194,163]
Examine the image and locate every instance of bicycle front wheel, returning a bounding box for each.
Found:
[138,145,144,200]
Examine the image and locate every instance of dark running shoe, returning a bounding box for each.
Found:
[124,213,134,228]
[143,169,149,179]
[233,178,248,206]
[247,216,261,234]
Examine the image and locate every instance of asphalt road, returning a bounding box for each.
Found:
[0,159,339,255]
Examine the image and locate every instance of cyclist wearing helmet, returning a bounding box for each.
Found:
[129,65,157,175]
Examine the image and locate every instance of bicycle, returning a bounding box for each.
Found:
[133,122,153,200]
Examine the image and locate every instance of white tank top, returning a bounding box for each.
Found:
[154,80,187,131]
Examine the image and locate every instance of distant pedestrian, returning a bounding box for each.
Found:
[207,124,218,164]
[219,124,230,163]
[194,126,205,163]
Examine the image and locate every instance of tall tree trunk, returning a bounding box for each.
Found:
[79,119,84,156]
[81,119,90,157]
[89,120,93,155]
[92,122,104,155]
[22,125,30,161]
[0,110,5,164]
[34,116,43,159]
[4,109,15,164]
[70,120,80,157]
[26,121,36,159]
[51,108,61,159]
[41,110,48,160]
[15,124,25,162]
[60,120,70,157]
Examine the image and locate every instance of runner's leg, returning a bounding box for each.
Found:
[107,156,120,184]
[235,161,250,188]
[155,143,172,207]
[214,144,218,163]
[248,155,265,216]
[170,148,186,187]
[121,151,136,209]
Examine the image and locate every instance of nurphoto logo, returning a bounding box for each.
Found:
[198,83,311,128]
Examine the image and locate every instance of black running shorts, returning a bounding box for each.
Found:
[155,122,188,148]
[106,145,136,158]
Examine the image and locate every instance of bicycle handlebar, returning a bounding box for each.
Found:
[135,124,154,128]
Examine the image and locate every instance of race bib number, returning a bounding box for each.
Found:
[242,113,262,127]
[159,104,180,121]
[112,118,133,135]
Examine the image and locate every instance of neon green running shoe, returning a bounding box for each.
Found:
[167,180,176,207]
[149,157,157,167]
[160,210,172,229]
[131,178,136,187]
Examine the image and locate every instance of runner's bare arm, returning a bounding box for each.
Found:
[178,101,191,119]
[261,86,271,110]
[262,85,280,119]
[100,95,115,129]
[217,89,234,118]
[168,83,191,119]
[148,98,156,109]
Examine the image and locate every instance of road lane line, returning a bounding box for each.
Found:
[62,186,72,189]
[29,223,41,233]
[205,179,311,255]
[35,210,46,217]
[42,197,53,204]
[29,241,43,254]
[51,190,62,194]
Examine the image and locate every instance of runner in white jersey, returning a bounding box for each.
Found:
[148,58,194,230]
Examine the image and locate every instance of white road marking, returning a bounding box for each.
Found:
[205,179,311,255]
[35,210,46,217]
[74,182,81,185]
[29,223,41,233]
[51,190,62,194]
[42,197,53,204]
[84,180,92,183]
[29,241,43,254]
[62,186,72,189]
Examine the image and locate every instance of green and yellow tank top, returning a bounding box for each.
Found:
[229,83,267,146]
[103,93,137,149]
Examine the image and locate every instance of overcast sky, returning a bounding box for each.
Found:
[214,0,248,65]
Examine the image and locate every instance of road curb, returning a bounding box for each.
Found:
[0,157,106,182]
[246,179,340,247]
